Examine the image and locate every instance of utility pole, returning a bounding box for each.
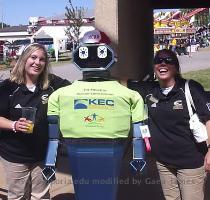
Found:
[1,0,3,29]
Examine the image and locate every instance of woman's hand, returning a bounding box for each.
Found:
[15,118,33,133]
[204,149,210,172]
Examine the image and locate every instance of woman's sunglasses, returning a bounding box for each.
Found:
[154,57,175,65]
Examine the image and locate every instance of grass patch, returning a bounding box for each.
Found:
[50,53,72,67]
[182,68,210,91]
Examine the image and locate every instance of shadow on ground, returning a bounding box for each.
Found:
[0,188,7,200]
[52,193,75,200]
[117,149,165,200]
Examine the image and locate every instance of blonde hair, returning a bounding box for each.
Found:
[10,43,51,90]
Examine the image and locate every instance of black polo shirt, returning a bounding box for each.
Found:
[129,78,209,168]
[0,74,70,163]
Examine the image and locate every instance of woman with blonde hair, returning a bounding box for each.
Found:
[0,43,70,199]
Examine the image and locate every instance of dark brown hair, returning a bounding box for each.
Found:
[154,49,182,79]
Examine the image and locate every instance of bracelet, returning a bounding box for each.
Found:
[12,121,17,133]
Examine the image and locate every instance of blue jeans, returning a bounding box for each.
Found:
[171,46,176,52]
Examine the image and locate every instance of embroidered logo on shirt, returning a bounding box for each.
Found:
[173,100,183,110]
[151,103,157,108]
[41,94,49,104]
[206,103,210,111]
[15,104,22,108]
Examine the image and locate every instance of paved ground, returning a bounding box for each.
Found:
[178,47,210,73]
[0,48,210,199]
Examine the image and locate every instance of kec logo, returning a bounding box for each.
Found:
[74,99,114,109]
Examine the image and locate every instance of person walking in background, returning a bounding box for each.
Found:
[186,36,192,57]
[0,43,70,200]
[129,49,210,200]
[170,38,177,53]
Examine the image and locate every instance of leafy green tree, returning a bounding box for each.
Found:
[180,8,209,27]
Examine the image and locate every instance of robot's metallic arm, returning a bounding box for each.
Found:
[130,122,151,175]
[42,115,60,182]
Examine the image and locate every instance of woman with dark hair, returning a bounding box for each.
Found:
[0,43,70,199]
[129,49,210,200]
[154,48,181,79]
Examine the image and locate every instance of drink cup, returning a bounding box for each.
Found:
[22,107,37,133]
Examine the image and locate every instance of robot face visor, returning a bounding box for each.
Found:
[73,44,115,71]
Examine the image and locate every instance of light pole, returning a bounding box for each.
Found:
[1,0,3,29]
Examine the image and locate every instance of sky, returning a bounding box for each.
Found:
[0,0,94,26]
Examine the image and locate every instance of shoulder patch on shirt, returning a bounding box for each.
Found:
[148,94,159,103]
[206,103,210,111]
[173,100,183,110]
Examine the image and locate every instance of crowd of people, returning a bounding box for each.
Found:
[0,30,210,200]
[154,33,209,56]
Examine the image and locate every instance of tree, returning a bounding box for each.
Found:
[180,8,209,27]
[0,23,10,29]
[65,0,85,50]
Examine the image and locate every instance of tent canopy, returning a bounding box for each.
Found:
[33,30,52,39]
[33,26,68,40]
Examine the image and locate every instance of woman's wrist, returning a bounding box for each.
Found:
[12,121,17,132]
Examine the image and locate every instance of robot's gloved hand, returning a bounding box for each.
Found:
[130,122,151,175]
[42,115,60,182]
